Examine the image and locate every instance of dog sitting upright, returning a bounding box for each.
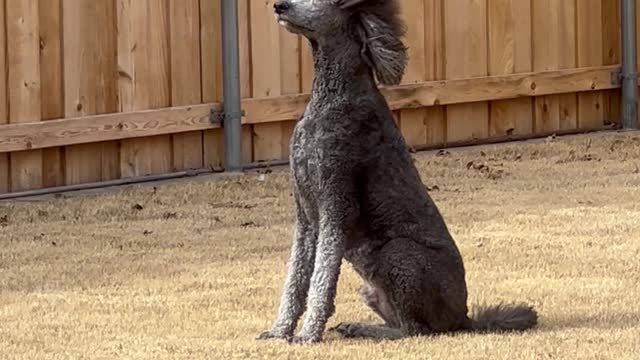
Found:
[257,0,537,344]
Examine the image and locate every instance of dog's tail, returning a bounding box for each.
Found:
[466,303,538,333]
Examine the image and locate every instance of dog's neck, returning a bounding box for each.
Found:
[308,35,377,101]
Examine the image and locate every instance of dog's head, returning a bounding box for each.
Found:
[273,0,408,85]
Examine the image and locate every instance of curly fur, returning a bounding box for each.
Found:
[469,303,538,332]
[257,0,538,344]
[341,0,408,84]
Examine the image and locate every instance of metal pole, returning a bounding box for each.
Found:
[221,0,243,171]
[621,0,638,129]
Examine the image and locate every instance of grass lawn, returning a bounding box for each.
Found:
[1,132,639,359]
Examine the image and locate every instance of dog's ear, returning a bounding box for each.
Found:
[344,0,407,86]
[357,11,408,86]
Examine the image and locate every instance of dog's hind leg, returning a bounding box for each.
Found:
[331,314,433,340]
[331,281,431,341]
[359,281,400,327]
[330,322,405,340]
[334,238,470,341]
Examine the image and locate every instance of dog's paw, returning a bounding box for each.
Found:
[255,329,290,341]
[329,322,362,338]
[287,332,322,344]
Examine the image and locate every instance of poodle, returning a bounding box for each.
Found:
[256,0,537,344]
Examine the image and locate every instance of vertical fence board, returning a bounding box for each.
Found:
[601,0,620,124]
[0,0,8,192]
[171,0,204,171]
[64,0,120,185]
[488,0,533,137]
[7,0,43,191]
[425,0,445,82]
[279,25,301,159]
[238,0,252,100]
[280,31,300,95]
[424,0,446,146]
[200,0,223,104]
[399,108,427,148]
[239,0,254,164]
[39,0,64,188]
[533,0,577,132]
[401,0,426,83]
[301,38,314,93]
[445,0,489,142]
[118,0,172,177]
[238,0,252,99]
[577,0,605,128]
[557,1,578,131]
[602,0,620,66]
[251,0,285,162]
[398,0,427,148]
[279,119,296,159]
[532,0,559,132]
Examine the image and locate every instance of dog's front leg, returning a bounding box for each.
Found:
[257,198,317,340]
[291,190,357,343]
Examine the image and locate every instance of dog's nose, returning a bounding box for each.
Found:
[274,1,290,14]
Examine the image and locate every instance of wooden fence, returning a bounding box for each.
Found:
[0,0,635,194]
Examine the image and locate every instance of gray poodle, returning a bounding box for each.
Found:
[256,0,537,344]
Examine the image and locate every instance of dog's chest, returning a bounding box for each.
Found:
[290,121,321,220]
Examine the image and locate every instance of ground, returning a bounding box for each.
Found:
[1,132,639,359]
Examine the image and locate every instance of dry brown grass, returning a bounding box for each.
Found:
[1,132,640,359]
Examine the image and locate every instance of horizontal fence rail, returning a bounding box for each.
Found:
[0,66,623,153]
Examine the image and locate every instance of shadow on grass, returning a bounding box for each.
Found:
[538,312,640,332]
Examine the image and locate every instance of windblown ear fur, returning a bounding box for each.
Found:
[348,0,408,85]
